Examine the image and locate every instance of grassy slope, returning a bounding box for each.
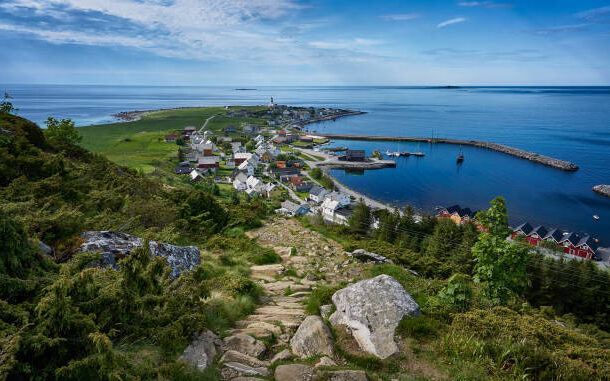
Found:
[79,106,271,172]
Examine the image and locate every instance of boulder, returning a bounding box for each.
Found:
[347,249,393,264]
[220,350,269,368]
[270,348,292,364]
[223,334,266,358]
[320,370,369,381]
[79,231,200,277]
[37,241,54,256]
[275,364,314,381]
[180,330,222,371]
[329,274,420,359]
[220,362,269,379]
[290,316,335,358]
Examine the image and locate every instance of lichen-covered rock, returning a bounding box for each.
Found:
[275,364,313,381]
[270,348,292,364]
[223,334,266,358]
[320,370,369,381]
[220,362,269,378]
[329,274,420,359]
[220,350,269,368]
[314,356,337,368]
[79,231,200,277]
[319,304,333,320]
[180,330,222,371]
[347,249,393,264]
[290,316,335,358]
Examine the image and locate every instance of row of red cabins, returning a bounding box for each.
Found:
[511,222,599,259]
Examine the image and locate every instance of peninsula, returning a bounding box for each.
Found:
[316,133,579,171]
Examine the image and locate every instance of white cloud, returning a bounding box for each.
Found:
[308,38,383,50]
[437,17,466,28]
[380,13,420,21]
[458,1,514,8]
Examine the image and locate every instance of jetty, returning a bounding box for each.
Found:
[298,148,395,170]
[593,185,610,198]
[316,134,579,171]
[302,110,366,127]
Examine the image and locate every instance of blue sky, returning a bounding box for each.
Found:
[0,0,609,85]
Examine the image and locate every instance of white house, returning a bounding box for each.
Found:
[254,135,265,144]
[324,191,351,208]
[322,198,341,219]
[309,186,329,203]
[190,169,205,182]
[231,142,244,153]
[246,176,266,194]
[238,161,254,176]
[233,178,247,191]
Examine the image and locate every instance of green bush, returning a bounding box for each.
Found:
[305,284,345,315]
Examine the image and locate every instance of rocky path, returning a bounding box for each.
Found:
[194,218,370,380]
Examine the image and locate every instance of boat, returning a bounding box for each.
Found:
[400,151,411,157]
[593,215,600,220]
[412,143,425,157]
[457,146,464,163]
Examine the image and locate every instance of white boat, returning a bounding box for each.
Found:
[593,215,600,220]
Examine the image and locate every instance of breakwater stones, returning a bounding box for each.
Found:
[593,185,610,198]
[317,134,579,172]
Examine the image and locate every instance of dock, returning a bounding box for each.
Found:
[316,134,579,171]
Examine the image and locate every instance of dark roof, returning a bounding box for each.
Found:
[514,222,534,235]
[271,167,299,175]
[559,232,577,244]
[309,186,327,196]
[335,207,355,218]
[575,234,600,251]
[531,225,548,238]
[346,150,365,156]
[174,167,193,174]
[445,205,477,218]
[543,228,564,242]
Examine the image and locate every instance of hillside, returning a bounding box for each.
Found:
[1,112,609,380]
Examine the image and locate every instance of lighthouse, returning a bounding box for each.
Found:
[269,97,276,110]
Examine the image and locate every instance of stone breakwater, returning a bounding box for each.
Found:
[593,185,610,198]
[317,134,579,171]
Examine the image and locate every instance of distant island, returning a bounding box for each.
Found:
[235,88,257,91]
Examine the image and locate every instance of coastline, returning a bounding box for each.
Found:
[111,106,221,123]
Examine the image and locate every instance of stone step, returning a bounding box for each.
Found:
[254,306,305,316]
[289,291,311,298]
[220,362,269,379]
[227,327,274,340]
[242,315,302,329]
[250,264,284,281]
[262,282,311,294]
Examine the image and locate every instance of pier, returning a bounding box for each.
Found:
[316,134,579,171]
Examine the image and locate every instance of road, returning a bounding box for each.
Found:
[198,115,216,134]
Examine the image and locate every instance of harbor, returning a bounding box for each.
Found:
[316,133,579,171]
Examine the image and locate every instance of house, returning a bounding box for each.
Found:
[233,178,247,191]
[334,207,355,225]
[234,152,252,164]
[190,170,205,182]
[174,167,192,175]
[164,134,179,142]
[197,156,219,169]
[300,136,313,143]
[438,205,477,225]
[246,176,266,194]
[274,161,287,169]
[270,167,300,178]
[280,200,310,216]
[203,130,213,140]
[322,198,341,219]
[254,135,265,144]
[340,150,366,162]
[324,191,351,208]
[278,130,287,136]
[238,161,254,177]
[247,153,260,167]
[273,137,288,145]
[511,222,600,259]
[179,161,191,167]
[229,170,248,184]
[195,142,215,156]
[224,126,237,133]
[295,182,313,193]
[309,186,329,203]
[220,136,232,143]
[285,134,299,143]
[265,183,278,198]
[289,176,305,186]
[184,126,196,135]
[243,124,260,134]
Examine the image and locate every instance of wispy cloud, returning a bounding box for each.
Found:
[458,1,514,8]
[437,17,466,28]
[308,38,383,50]
[576,6,610,23]
[422,48,547,62]
[380,13,421,21]
[521,24,589,35]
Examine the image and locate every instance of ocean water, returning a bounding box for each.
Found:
[4,84,610,245]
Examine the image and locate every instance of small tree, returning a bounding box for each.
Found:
[44,117,82,145]
[0,92,17,114]
[472,197,529,305]
[348,199,371,235]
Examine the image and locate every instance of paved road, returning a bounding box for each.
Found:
[198,115,216,134]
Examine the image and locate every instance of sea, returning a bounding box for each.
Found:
[3,84,610,245]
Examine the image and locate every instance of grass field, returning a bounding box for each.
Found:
[79,106,271,172]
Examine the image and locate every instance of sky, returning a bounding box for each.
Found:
[0,0,609,85]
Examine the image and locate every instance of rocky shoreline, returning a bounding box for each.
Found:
[593,185,610,198]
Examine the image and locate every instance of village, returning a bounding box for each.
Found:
[164,98,606,263]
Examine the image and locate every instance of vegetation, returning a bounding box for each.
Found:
[0,110,273,379]
[309,167,335,190]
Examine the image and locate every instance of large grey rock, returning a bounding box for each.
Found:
[347,249,393,264]
[220,362,269,378]
[38,241,54,256]
[270,348,292,364]
[329,274,420,359]
[222,334,266,358]
[180,330,222,371]
[319,304,333,320]
[79,231,200,277]
[275,364,314,381]
[321,370,369,381]
[290,315,335,358]
[314,356,337,368]
[220,350,269,368]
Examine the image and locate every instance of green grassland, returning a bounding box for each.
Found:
[79,106,275,172]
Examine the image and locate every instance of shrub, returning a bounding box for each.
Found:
[305,284,345,315]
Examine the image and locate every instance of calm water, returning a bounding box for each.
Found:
[4,85,610,244]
